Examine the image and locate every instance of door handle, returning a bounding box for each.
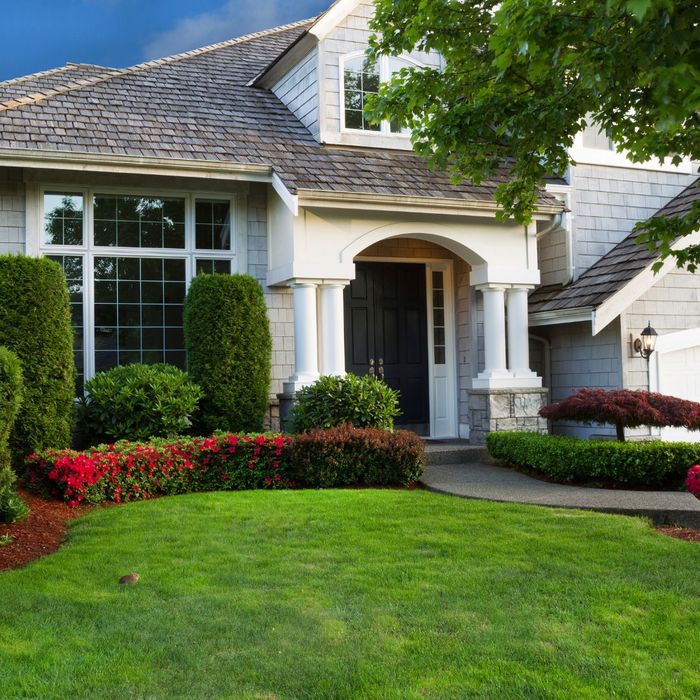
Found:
[378,358,384,380]
[369,358,375,377]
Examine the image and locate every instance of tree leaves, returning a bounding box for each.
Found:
[369,0,700,269]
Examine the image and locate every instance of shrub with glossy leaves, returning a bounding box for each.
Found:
[0,255,75,461]
[184,274,272,434]
[539,388,700,442]
[290,374,401,433]
[25,433,292,506]
[79,363,203,445]
[487,431,700,487]
[291,424,424,487]
[0,347,27,522]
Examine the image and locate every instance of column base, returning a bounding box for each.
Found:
[283,375,319,394]
[468,387,549,445]
[471,374,542,389]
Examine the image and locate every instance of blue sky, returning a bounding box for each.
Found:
[0,0,330,82]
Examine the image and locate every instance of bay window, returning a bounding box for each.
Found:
[39,188,238,393]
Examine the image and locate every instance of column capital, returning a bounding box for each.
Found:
[475,283,508,293]
[289,279,320,289]
[319,280,351,290]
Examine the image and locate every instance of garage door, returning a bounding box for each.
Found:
[657,343,700,442]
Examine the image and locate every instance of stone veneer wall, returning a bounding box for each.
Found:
[0,167,25,254]
[468,388,549,445]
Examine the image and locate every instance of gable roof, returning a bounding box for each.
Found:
[529,176,700,323]
[0,17,561,212]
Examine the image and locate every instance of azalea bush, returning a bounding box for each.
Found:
[487,431,700,487]
[291,425,424,488]
[25,433,292,506]
[540,388,700,441]
[687,465,700,497]
[79,363,203,445]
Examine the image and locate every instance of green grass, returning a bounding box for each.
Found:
[1,490,699,699]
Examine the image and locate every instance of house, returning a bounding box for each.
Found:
[0,0,697,443]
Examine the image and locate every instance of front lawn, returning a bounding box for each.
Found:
[1,491,698,698]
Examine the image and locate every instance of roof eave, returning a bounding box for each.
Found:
[529,307,595,328]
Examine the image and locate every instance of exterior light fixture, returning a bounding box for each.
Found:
[633,321,658,362]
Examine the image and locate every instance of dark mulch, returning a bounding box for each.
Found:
[656,527,700,543]
[0,490,94,572]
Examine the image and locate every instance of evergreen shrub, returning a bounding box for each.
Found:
[290,374,401,433]
[79,363,203,445]
[184,274,272,434]
[0,255,75,462]
[0,346,27,522]
[291,425,424,487]
[487,431,700,487]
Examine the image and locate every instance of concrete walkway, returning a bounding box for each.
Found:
[421,461,700,528]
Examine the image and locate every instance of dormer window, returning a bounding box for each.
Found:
[341,53,420,136]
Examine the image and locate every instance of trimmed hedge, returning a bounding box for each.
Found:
[290,425,424,488]
[290,374,401,433]
[79,363,203,445]
[0,255,75,462]
[0,347,27,522]
[26,433,292,506]
[487,431,700,487]
[184,274,272,434]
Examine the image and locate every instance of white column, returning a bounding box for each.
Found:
[478,285,510,381]
[288,282,319,389]
[507,286,536,378]
[319,282,348,376]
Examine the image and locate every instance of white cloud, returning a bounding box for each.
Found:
[143,0,293,59]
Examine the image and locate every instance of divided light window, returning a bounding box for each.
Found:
[40,190,236,392]
[342,54,417,135]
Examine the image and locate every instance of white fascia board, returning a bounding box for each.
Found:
[593,229,700,335]
[272,172,299,215]
[0,148,273,182]
[309,0,362,40]
[297,188,564,217]
[529,308,594,327]
[253,33,319,89]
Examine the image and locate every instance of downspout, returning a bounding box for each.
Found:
[537,200,575,284]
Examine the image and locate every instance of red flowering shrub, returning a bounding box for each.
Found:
[25,433,292,506]
[686,465,700,497]
[540,388,700,441]
[291,425,424,488]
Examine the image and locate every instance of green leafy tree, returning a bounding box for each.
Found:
[368,0,700,270]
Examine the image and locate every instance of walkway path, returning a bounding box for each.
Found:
[421,459,700,529]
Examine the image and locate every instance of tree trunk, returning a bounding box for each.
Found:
[616,423,625,442]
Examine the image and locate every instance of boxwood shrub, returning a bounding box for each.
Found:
[291,425,424,487]
[184,274,272,434]
[290,374,401,433]
[79,363,203,445]
[0,346,27,522]
[0,255,75,462]
[487,431,700,487]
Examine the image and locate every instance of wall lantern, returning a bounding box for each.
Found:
[633,321,658,362]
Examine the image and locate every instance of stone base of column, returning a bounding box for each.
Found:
[277,391,296,433]
[468,388,549,445]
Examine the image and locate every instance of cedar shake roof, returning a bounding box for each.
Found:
[529,176,700,313]
[0,64,122,105]
[0,19,561,209]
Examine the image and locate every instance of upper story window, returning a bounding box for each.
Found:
[341,53,420,136]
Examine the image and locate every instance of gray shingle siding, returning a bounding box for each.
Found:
[272,47,320,140]
[570,164,694,279]
[542,320,623,438]
[0,167,25,254]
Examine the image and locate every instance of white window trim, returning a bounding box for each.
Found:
[339,51,423,138]
[30,185,242,385]
[570,131,694,173]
